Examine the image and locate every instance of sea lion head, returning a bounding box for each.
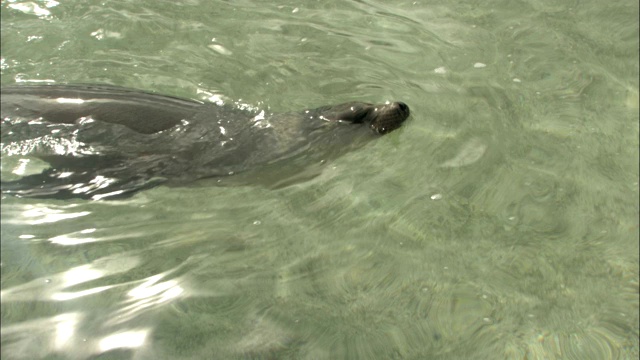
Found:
[314,101,410,134]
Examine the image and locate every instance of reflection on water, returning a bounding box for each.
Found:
[1,0,638,359]
[21,206,91,224]
[1,240,195,357]
[1,253,140,356]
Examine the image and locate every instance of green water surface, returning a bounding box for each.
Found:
[1,0,638,359]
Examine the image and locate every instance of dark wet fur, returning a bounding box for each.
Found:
[1,84,410,200]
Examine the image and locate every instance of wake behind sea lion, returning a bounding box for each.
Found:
[1,84,410,200]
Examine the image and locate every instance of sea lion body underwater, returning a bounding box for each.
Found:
[1,84,410,200]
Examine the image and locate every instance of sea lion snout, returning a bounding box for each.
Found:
[315,101,410,135]
[396,102,409,113]
[368,101,410,135]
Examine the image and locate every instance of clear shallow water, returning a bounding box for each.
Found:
[1,0,638,359]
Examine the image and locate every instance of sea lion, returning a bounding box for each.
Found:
[1,84,410,200]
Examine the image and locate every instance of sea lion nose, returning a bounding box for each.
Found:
[396,101,409,114]
[394,102,409,117]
